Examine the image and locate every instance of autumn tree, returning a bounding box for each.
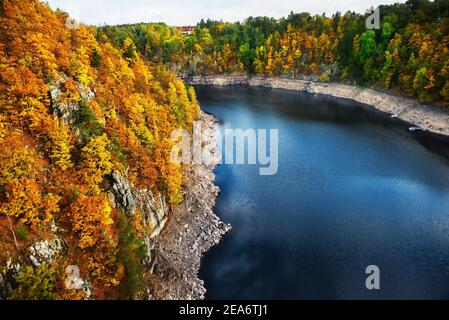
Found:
[80,134,113,195]
[70,194,113,249]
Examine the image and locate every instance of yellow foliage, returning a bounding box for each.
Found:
[131,121,154,150]
[81,134,113,195]
[0,142,36,185]
[70,47,93,87]
[48,120,74,170]
[165,162,183,204]
[0,116,6,142]
[1,179,60,226]
[70,194,113,249]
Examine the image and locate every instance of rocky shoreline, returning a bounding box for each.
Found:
[184,75,449,137]
[147,112,231,300]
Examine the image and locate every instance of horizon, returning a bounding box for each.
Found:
[45,0,406,26]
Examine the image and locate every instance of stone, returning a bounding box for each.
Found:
[29,255,40,267]
[108,171,169,240]
[28,237,63,266]
[108,171,136,214]
[0,258,22,300]
[49,76,95,125]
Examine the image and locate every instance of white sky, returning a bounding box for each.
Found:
[45,0,406,26]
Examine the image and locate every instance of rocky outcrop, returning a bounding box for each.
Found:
[108,171,169,240]
[107,113,230,300]
[185,75,449,137]
[136,190,169,239]
[107,169,169,272]
[108,171,137,215]
[28,237,63,267]
[64,265,92,299]
[0,237,64,299]
[0,258,21,299]
[49,76,95,125]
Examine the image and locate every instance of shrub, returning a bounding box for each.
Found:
[118,212,146,299]
[10,264,60,300]
[74,100,103,145]
[16,224,29,241]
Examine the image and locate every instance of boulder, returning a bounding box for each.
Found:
[28,237,63,267]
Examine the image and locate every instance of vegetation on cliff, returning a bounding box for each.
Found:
[0,0,200,299]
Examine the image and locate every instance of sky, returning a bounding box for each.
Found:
[46,0,406,26]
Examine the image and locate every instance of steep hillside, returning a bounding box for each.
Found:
[0,0,202,299]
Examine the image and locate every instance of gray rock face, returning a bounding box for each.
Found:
[108,171,169,272]
[28,237,63,267]
[49,76,95,125]
[109,171,136,215]
[136,189,169,239]
[64,265,92,299]
[108,171,169,239]
[0,258,21,300]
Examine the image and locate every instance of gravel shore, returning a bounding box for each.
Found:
[148,113,231,300]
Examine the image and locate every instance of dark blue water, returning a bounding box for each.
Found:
[196,86,449,300]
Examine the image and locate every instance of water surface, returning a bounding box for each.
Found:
[196,86,449,299]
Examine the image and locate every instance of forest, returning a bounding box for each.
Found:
[99,0,449,105]
[0,0,199,299]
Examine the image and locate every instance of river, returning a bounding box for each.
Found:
[196,86,449,299]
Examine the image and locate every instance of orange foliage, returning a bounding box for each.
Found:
[69,194,113,249]
[0,0,201,298]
